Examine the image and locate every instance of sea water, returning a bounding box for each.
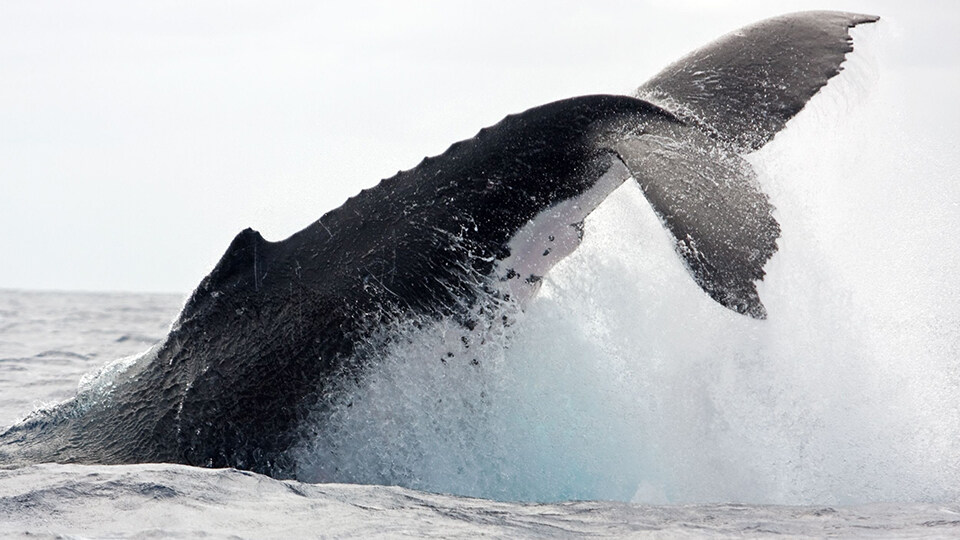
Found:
[1,290,959,538]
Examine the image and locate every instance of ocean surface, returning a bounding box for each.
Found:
[0,290,959,539]
[0,284,958,538]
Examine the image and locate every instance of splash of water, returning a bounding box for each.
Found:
[295,24,960,505]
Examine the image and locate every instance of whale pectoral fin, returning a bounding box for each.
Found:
[636,11,879,153]
[615,129,779,319]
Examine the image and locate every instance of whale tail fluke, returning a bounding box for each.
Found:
[615,126,778,319]
[623,11,878,317]
[636,11,880,153]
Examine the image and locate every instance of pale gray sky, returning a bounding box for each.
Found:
[1,0,957,293]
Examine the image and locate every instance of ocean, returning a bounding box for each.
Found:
[2,307,960,540]
[0,285,958,537]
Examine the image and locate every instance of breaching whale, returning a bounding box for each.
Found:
[0,11,878,477]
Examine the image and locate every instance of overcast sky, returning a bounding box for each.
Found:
[1,0,957,293]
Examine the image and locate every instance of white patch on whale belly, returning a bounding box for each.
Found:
[496,156,632,304]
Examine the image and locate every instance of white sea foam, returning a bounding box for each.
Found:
[293,22,960,504]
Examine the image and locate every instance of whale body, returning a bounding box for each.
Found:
[0,11,878,477]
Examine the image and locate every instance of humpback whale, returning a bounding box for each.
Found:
[0,11,878,477]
